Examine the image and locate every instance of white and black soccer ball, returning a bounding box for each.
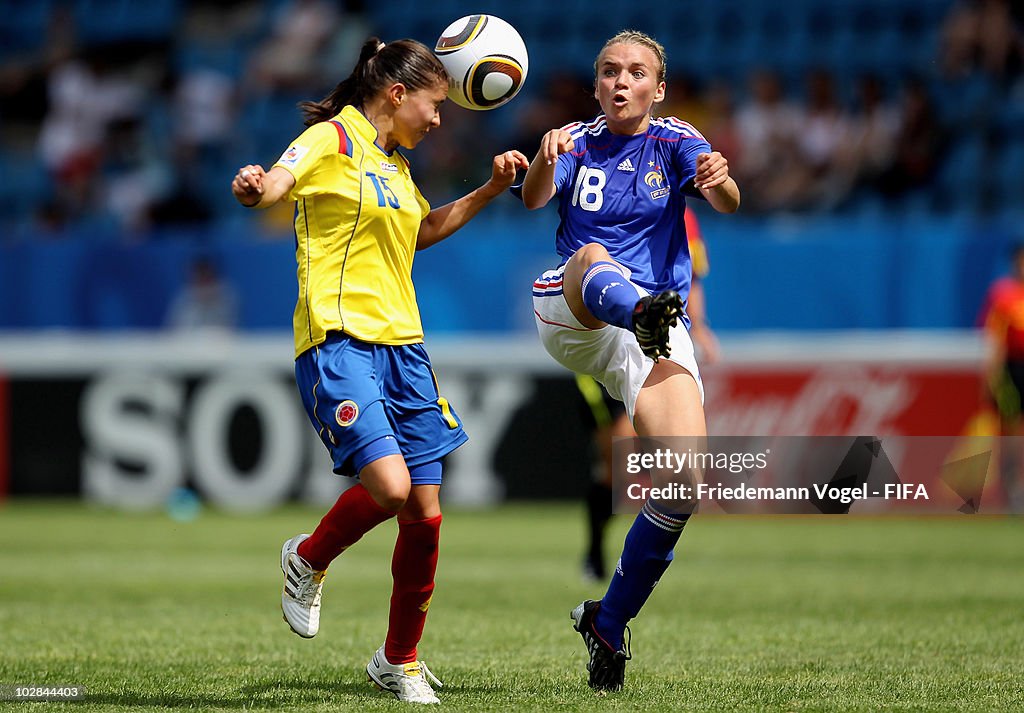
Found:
[434,14,529,111]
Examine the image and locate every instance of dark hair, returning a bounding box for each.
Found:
[300,37,449,126]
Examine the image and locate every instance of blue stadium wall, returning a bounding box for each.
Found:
[0,210,1016,332]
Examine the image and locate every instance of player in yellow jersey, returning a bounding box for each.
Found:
[231,37,528,704]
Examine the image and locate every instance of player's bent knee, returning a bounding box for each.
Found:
[572,242,614,268]
[367,469,411,512]
[369,483,410,514]
[358,451,413,513]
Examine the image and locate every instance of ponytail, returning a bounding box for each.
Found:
[300,37,384,126]
[299,37,448,127]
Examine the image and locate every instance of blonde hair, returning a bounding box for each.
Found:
[594,30,667,84]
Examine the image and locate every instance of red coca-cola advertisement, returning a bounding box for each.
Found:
[696,360,1008,513]
[703,363,985,437]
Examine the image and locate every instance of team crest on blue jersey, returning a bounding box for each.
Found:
[335,400,359,427]
[645,166,670,200]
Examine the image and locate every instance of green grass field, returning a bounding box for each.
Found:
[1,501,1022,712]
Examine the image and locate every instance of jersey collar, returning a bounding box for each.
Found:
[338,105,396,156]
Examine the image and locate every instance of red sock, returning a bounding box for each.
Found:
[297,484,395,571]
[384,514,442,664]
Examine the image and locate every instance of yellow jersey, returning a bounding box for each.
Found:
[273,105,431,357]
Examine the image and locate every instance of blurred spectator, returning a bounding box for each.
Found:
[733,69,801,212]
[781,69,851,211]
[318,0,371,86]
[174,68,235,151]
[510,70,595,156]
[417,70,592,205]
[169,63,237,219]
[408,105,488,206]
[38,49,148,180]
[874,78,944,200]
[839,75,900,196]
[738,69,852,212]
[657,72,712,133]
[698,80,743,174]
[36,42,168,229]
[148,147,214,228]
[166,254,238,331]
[101,117,172,233]
[658,73,747,185]
[941,0,1023,81]
[180,0,264,45]
[247,0,339,93]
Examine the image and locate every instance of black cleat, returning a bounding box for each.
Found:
[570,599,631,692]
[632,290,682,361]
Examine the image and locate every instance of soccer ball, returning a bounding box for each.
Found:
[434,15,529,111]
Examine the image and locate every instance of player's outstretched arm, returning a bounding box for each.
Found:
[231,165,296,209]
[694,152,740,213]
[520,129,574,210]
[417,149,529,250]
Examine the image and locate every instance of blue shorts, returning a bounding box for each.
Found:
[295,333,468,484]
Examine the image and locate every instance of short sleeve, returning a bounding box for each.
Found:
[553,151,575,193]
[677,138,712,186]
[665,118,712,197]
[272,122,341,199]
[507,150,576,203]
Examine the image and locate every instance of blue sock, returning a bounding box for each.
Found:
[581,261,640,330]
[593,500,688,651]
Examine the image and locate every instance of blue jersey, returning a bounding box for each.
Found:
[552,115,711,296]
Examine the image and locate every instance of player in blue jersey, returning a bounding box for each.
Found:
[579,208,720,583]
[519,30,740,692]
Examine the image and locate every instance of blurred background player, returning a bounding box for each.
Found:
[579,206,719,582]
[519,30,739,691]
[980,241,1024,512]
[231,37,528,704]
[165,253,239,332]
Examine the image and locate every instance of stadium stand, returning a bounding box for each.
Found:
[0,0,1021,331]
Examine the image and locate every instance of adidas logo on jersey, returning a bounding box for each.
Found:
[616,158,635,172]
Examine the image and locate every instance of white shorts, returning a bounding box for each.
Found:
[532,264,704,421]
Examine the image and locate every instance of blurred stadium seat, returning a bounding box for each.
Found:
[73,0,180,44]
[0,0,51,61]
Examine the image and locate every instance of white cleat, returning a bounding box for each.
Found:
[280,534,325,638]
[366,644,442,704]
